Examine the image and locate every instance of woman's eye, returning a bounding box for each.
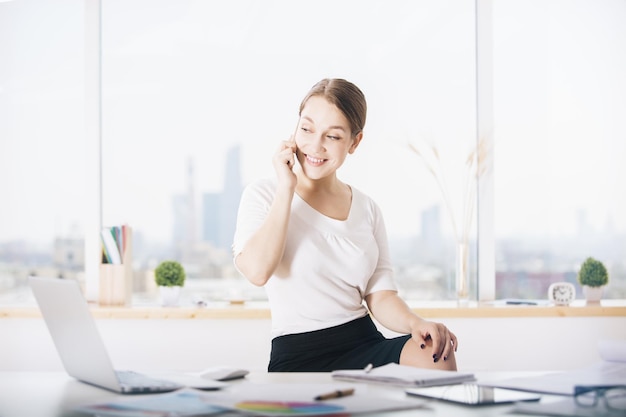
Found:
[327,135,340,140]
[301,127,310,133]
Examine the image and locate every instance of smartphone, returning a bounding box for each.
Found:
[406,384,541,406]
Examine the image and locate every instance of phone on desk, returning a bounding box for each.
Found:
[406,384,541,406]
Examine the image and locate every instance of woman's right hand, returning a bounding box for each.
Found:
[273,137,297,190]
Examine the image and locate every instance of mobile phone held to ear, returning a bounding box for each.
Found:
[406,384,540,406]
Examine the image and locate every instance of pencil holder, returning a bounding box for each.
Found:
[99,225,133,306]
[99,264,128,306]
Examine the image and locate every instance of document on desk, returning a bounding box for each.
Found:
[331,362,476,387]
[75,389,229,417]
[478,339,626,396]
[206,382,425,416]
[75,383,426,416]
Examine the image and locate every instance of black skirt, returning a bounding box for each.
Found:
[268,314,412,372]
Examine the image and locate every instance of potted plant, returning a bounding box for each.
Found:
[154,260,186,306]
[577,257,608,303]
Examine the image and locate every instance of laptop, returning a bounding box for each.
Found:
[29,276,225,393]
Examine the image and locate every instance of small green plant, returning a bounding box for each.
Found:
[154,260,186,287]
[577,257,608,288]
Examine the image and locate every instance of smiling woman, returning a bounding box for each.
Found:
[232,78,459,372]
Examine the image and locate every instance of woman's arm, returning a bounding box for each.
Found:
[235,187,292,286]
[365,290,458,363]
[363,198,458,363]
[234,140,297,286]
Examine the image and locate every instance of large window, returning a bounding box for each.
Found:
[0,0,85,304]
[1,0,624,306]
[101,0,477,304]
[492,0,626,299]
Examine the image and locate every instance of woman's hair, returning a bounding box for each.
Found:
[299,78,367,138]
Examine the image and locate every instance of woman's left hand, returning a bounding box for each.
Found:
[365,290,458,364]
[411,319,458,363]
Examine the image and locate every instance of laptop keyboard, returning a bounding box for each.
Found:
[116,370,182,392]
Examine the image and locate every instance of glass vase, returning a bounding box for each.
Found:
[456,242,470,304]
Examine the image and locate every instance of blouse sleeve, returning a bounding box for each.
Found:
[363,197,398,296]
[231,178,274,259]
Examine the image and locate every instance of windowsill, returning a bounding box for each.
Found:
[2,300,625,319]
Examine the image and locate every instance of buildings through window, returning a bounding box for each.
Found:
[1,0,624,305]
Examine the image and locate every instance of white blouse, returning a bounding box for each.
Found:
[233,178,398,338]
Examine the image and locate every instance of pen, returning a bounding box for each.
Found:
[314,388,355,401]
[505,300,538,305]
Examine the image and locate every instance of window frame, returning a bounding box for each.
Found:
[84,0,102,301]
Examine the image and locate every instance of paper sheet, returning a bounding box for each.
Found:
[75,383,425,417]
[599,339,626,363]
[75,389,229,417]
[332,362,476,387]
[200,382,424,416]
[479,339,626,396]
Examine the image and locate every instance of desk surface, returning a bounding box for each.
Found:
[0,370,557,417]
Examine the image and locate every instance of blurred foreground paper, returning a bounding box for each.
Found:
[478,340,626,396]
[598,339,626,363]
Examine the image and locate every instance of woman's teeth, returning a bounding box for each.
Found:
[307,155,324,164]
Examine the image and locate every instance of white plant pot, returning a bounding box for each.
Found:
[159,286,181,307]
[582,285,604,303]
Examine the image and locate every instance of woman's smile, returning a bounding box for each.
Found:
[304,154,327,166]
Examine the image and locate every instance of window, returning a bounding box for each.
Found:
[101,0,477,304]
[0,0,85,304]
[492,0,626,299]
[2,0,624,306]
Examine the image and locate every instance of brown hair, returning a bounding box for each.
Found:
[299,78,367,138]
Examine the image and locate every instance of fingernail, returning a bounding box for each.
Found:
[444,356,448,361]
[420,343,425,349]
[432,354,437,359]
[434,357,439,363]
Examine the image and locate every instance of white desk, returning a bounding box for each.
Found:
[0,371,554,417]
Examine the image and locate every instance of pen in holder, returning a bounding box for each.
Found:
[99,225,133,306]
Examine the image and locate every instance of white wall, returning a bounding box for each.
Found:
[3,316,624,373]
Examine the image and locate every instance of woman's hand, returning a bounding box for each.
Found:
[410,318,458,363]
[365,290,459,366]
[273,137,297,190]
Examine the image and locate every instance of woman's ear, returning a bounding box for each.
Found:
[348,131,364,154]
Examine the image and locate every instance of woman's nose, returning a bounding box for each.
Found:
[310,134,325,152]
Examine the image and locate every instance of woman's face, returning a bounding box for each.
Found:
[294,95,362,180]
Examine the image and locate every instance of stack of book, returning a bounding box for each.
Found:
[100,224,131,265]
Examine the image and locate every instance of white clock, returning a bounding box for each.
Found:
[548,282,576,306]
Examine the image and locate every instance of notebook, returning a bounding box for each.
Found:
[29,276,225,393]
[332,362,476,387]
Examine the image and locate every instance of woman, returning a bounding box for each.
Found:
[233,78,458,372]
